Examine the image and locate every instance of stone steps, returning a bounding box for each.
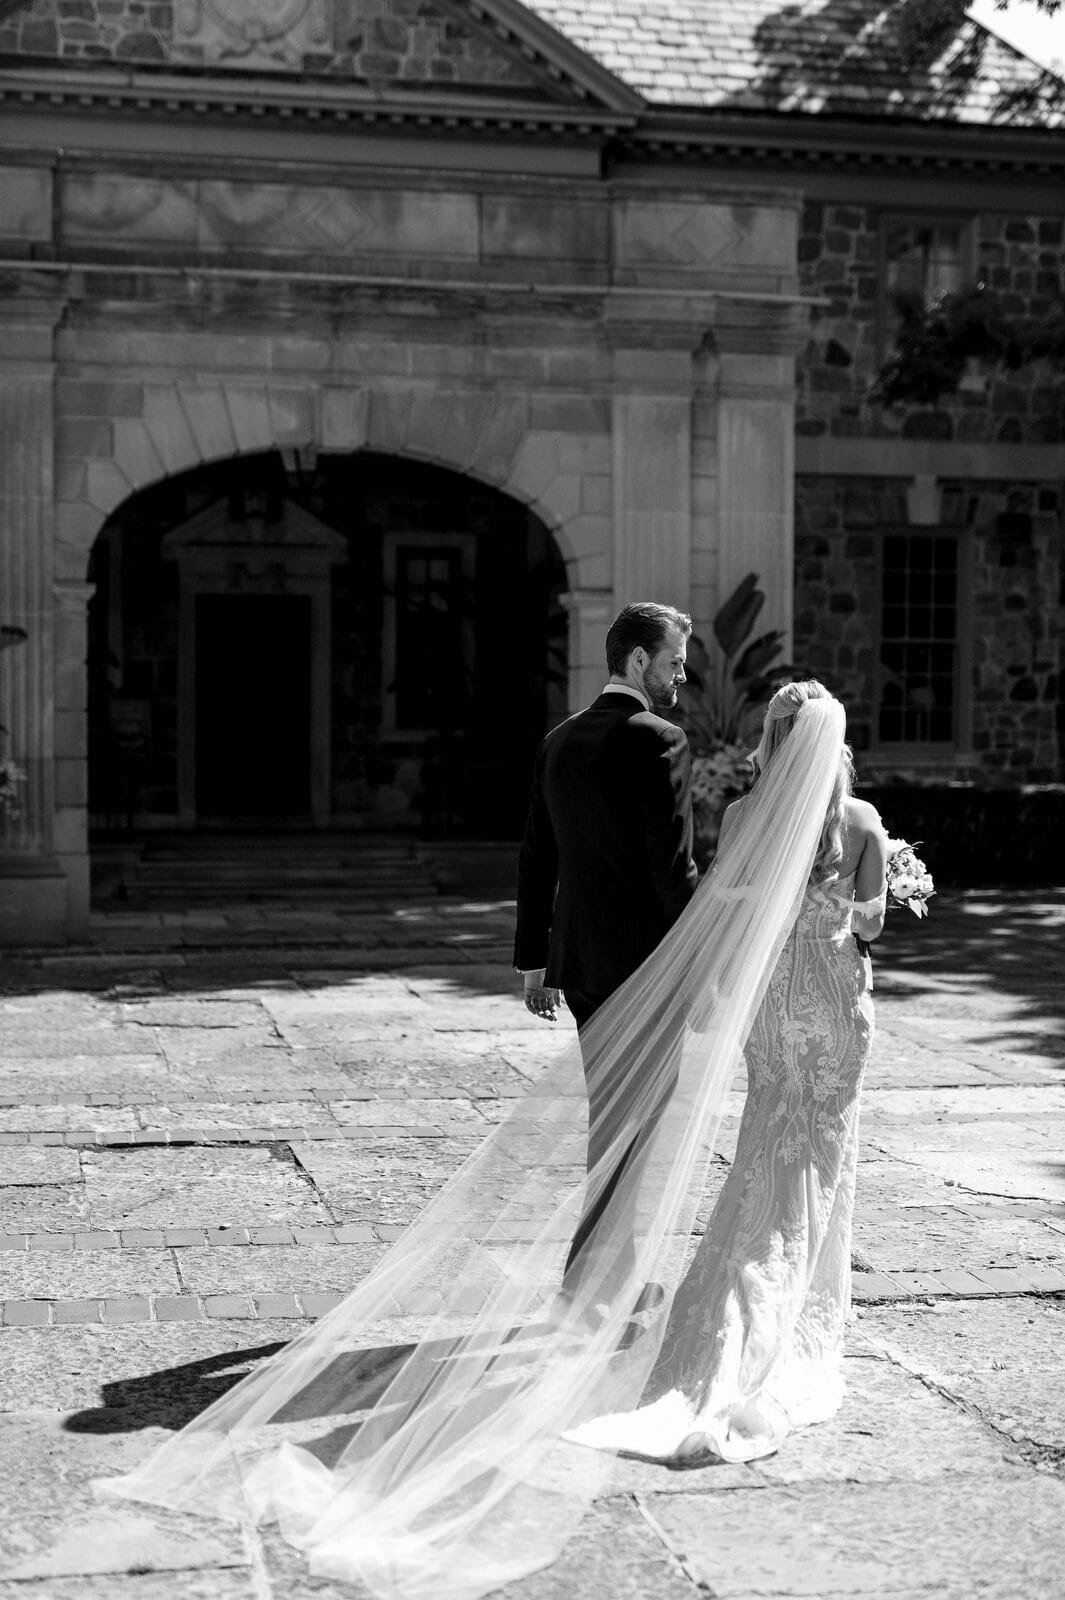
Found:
[91,832,449,909]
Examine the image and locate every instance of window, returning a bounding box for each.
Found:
[879,216,974,355]
[876,530,970,752]
[382,533,475,735]
[883,219,968,302]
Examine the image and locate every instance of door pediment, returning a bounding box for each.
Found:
[162,497,347,589]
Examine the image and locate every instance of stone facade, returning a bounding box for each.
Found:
[2,0,1063,942]
[794,474,1061,783]
[796,203,1065,445]
[0,0,543,85]
[0,134,803,940]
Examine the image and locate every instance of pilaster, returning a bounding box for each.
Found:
[716,346,797,649]
[0,304,68,944]
[611,391,692,614]
[52,580,95,937]
[561,589,613,713]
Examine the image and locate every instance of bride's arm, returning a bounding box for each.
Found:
[852,802,889,941]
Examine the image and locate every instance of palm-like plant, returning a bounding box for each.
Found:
[674,574,796,753]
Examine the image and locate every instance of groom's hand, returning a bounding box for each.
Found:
[522,970,560,1022]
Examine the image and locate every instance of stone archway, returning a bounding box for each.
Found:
[42,373,614,935]
[84,447,571,869]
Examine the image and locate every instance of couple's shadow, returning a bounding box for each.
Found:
[62,1317,598,1471]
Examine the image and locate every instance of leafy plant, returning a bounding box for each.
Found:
[673,573,797,753]
[871,283,1065,409]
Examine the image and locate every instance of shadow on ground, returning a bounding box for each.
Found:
[2,889,1064,1066]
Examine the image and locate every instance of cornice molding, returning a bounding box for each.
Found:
[0,64,638,139]
[796,436,1065,481]
[624,111,1065,178]
[3,67,1064,170]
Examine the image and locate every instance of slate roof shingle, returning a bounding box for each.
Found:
[525,0,1065,128]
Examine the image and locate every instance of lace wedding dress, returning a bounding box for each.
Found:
[566,871,886,1465]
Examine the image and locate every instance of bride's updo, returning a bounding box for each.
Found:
[752,680,854,882]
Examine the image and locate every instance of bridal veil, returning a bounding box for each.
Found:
[101,697,847,1600]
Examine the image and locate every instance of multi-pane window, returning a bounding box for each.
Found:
[883,219,966,302]
[877,532,963,748]
[393,546,466,730]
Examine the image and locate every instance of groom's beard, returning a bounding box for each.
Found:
[642,668,680,711]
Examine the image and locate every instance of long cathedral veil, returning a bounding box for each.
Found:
[100,698,846,1600]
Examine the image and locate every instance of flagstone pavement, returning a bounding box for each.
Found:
[1,884,1064,1599]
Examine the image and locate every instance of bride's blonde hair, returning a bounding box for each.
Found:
[752,680,854,882]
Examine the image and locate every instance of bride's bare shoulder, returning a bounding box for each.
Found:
[843,795,884,838]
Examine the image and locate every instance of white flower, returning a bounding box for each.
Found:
[918,874,934,895]
[892,874,918,900]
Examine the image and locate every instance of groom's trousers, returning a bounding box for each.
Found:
[562,988,679,1289]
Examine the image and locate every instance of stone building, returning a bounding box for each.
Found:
[1,0,1064,942]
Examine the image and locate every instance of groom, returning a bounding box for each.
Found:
[514,600,699,1288]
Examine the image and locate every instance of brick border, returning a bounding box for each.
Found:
[0,1122,481,1147]
[0,1223,394,1251]
[1,1291,329,1326]
[3,1273,1065,1329]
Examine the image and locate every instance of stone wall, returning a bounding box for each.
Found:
[794,474,1061,783]
[796,203,1065,445]
[0,0,541,86]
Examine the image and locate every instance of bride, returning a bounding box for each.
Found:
[101,681,888,1600]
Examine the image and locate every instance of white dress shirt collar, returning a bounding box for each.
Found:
[601,682,650,711]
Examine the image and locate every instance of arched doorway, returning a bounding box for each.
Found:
[87,451,568,855]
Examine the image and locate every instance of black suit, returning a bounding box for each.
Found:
[514,689,698,1284]
[514,690,698,996]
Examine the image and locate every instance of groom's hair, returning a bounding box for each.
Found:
[605,602,692,675]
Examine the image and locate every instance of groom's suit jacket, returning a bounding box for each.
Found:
[514,690,699,998]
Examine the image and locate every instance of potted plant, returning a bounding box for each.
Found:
[672,575,797,866]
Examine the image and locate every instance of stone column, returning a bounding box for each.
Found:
[52,581,95,938]
[716,338,799,649]
[612,388,692,614]
[0,303,68,945]
[561,589,613,713]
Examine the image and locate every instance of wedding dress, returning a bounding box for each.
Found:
[100,698,865,1600]
[565,870,886,1464]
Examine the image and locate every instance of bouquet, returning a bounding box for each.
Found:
[885,837,934,918]
[690,744,753,866]
[690,744,752,813]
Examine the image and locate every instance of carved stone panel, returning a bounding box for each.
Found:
[173,0,332,70]
[614,199,798,280]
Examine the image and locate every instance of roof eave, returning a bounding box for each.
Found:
[0,63,640,136]
[627,106,1065,173]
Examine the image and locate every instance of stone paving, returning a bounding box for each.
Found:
[1,886,1064,1597]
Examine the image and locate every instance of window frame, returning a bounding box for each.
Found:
[870,524,974,763]
[381,530,476,738]
[876,212,979,360]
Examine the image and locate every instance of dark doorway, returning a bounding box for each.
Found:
[87,450,568,847]
[195,595,311,820]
